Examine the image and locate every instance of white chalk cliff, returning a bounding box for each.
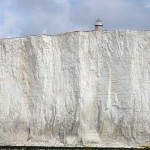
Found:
[0,31,150,148]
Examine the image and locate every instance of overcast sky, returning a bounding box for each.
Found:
[0,0,150,38]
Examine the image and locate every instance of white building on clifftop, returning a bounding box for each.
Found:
[95,19,103,31]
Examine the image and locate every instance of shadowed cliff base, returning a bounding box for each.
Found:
[0,146,148,150]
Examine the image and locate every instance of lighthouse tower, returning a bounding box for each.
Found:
[95,19,103,31]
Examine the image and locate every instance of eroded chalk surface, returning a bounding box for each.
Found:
[0,31,150,148]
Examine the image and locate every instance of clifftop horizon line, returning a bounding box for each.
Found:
[1,19,150,40]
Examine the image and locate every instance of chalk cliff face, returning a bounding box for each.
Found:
[0,31,150,147]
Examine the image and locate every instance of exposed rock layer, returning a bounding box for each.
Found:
[0,31,150,147]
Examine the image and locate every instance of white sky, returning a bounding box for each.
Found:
[0,0,150,38]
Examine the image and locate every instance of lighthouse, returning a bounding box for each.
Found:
[95,19,103,31]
